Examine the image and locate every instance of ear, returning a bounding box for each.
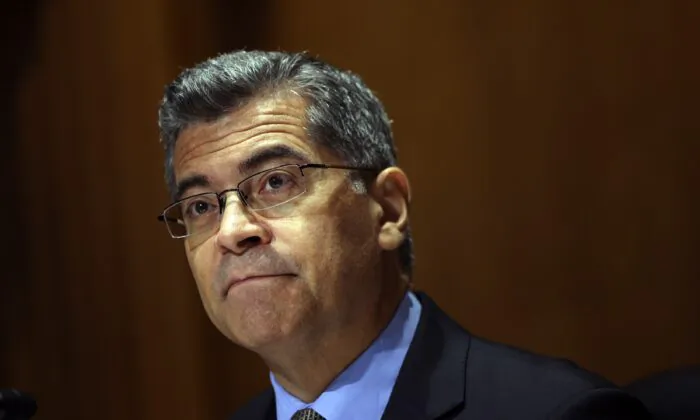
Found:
[370,167,411,251]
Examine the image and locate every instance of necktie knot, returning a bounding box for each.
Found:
[291,407,326,420]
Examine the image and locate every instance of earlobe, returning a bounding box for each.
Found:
[373,168,411,251]
[378,223,405,251]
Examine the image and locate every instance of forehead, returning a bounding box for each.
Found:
[173,94,313,170]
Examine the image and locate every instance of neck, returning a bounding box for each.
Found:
[264,272,408,403]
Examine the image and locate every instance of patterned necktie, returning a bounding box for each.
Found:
[291,407,326,420]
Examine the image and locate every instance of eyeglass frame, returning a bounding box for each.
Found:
[157,163,380,239]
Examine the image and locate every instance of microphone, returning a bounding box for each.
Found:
[0,389,37,420]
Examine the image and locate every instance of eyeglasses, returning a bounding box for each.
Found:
[157,163,378,239]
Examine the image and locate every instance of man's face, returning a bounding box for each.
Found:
[172,94,390,351]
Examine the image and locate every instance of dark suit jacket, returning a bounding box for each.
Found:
[229,292,651,419]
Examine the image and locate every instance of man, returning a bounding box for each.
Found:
[156,50,650,419]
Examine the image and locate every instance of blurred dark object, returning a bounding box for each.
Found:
[626,366,700,420]
[0,0,44,385]
[0,389,37,420]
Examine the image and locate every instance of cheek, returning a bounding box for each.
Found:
[283,207,378,287]
[185,244,217,304]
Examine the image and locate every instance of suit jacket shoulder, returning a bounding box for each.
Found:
[463,335,638,418]
[382,292,650,419]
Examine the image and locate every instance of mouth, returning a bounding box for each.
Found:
[222,274,295,296]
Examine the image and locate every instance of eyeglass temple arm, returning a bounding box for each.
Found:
[302,163,379,172]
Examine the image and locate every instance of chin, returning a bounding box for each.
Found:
[219,311,294,351]
[227,326,291,352]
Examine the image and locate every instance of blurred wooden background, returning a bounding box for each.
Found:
[1,1,698,419]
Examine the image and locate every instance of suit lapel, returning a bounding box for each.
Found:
[265,398,276,420]
[228,388,276,420]
[382,292,470,419]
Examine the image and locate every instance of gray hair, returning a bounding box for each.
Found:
[158,50,413,276]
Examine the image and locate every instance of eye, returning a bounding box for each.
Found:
[183,197,218,219]
[260,171,296,194]
[241,167,305,209]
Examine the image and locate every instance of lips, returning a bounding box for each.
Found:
[222,273,294,296]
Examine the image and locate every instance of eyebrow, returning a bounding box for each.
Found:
[174,174,210,201]
[238,144,310,174]
[173,145,311,201]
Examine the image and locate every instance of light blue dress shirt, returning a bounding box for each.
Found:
[270,291,422,420]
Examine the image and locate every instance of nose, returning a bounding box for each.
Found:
[215,192,272,254]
